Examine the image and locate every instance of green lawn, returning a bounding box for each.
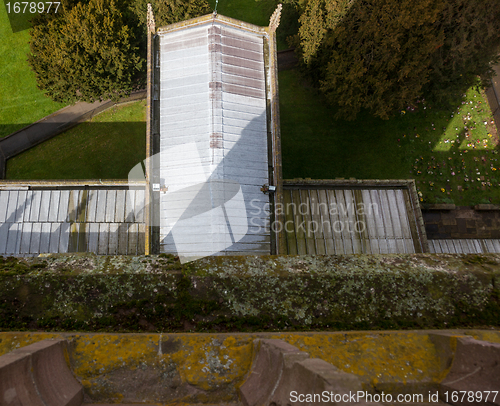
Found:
[207,0,291,50]
[0,0,281,141]
[0,6,65,138]
[279,69,499,205]
[6,101,146,180]
[5,0,498,206]
[208,0,275,26]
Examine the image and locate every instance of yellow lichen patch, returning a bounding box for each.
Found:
[0,332,64,356]
[270,332,444,385]
[466,329,500,344]
[166,334,253,391]
[70,333,159,378]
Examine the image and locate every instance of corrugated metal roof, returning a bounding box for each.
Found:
[0,186,146,256]
[157,20,270,260]
[280,185,424,255]
[428,239,500,253]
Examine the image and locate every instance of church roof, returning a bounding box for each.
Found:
[149,13,281,261]
[0,181,146,256]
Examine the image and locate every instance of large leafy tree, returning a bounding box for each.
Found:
[28,0,142,103]
[292,0,500,120]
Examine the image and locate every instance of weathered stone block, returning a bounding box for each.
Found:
[440,337,500,405]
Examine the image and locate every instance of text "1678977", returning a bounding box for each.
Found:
[6,2,61,14]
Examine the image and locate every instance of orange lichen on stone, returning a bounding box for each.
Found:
[269,332,446,385]
[1,330,500,402]
[0,332,63,356]
[70,333,159,378]
[166,334,253,391]
[466,329,500,344]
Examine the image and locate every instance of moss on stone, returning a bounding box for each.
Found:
[0,254,499,332]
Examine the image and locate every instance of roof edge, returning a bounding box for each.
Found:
[283,179,417,188]
[0,180,146,189]
[156,13,268,36]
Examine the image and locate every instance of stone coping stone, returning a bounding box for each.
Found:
[240,339,379,406]
[0,351,45,406]
[440,337,500,405]
[0,339,83,406]
[424,204,456,210]
[2,330,500,405]
[475,204,500,211]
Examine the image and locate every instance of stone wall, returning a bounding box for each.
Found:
[1,330,499,404]
[0,253,499,332]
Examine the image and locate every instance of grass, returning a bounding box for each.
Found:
[208,0,275,26]
[6,100,146,180]
[0,0,282,141]
[279,69,499,206]
[207,0,292,50]
[5,0,498,206]
[0,6,65,138]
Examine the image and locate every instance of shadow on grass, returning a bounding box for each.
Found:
[2,3,38,33]
[5,122,146,180]
[282,0,500,205]
[279,69,500,206]
[401,100,500,206]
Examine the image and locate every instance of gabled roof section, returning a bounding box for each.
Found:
[147,11,283,260]
[156,13,268,36]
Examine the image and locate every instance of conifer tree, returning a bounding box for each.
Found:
[128,0,211,33]
[425,0,500,103]
[28,0,142,103]
[293,0,500,120]
[28,0,211,103]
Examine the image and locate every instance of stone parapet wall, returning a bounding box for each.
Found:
[1,330,499,404]
[0,253,499,332]
[423,206,500,239]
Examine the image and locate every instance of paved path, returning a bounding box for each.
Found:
[0,90,146,179]
[277,48,298,71]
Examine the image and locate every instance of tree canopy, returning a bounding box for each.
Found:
[28,0,142,103]
[291,0,500,120]
[28,0,211,103]
[130,0,211,28]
